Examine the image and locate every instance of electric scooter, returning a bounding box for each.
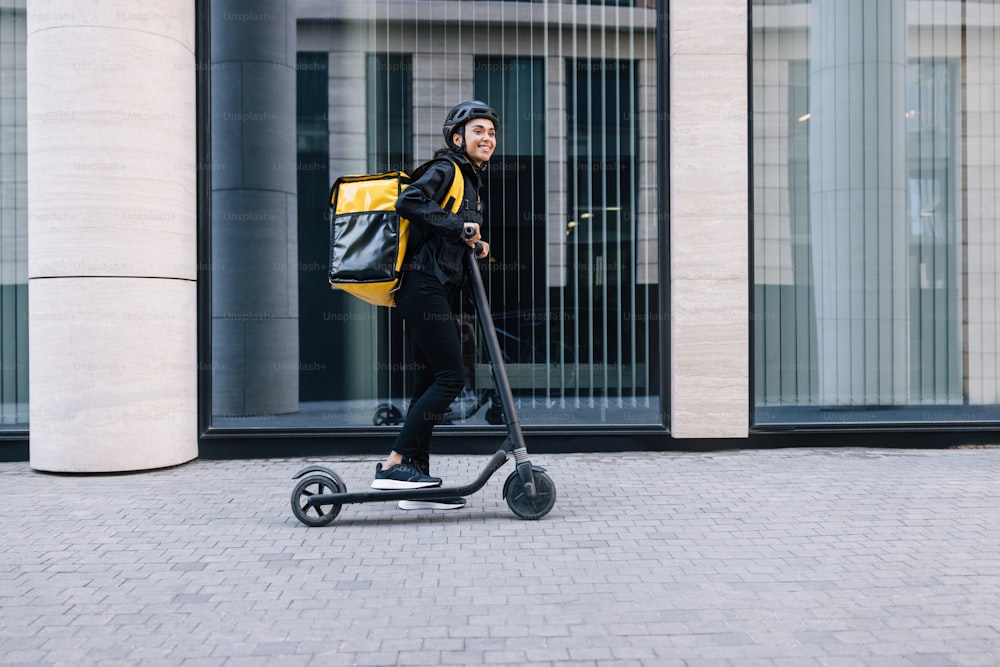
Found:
[290,246,557,526]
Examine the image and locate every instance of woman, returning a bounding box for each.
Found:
[370,101,498,511]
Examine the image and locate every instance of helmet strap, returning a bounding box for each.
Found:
[451,127,471,158]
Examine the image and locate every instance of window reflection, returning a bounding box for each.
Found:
[753,0,1000,425]
[210,0,661,429]
[0,2,28,429]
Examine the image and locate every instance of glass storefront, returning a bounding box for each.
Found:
[12,1,1000,444]
[0,0,27,430]
[752,0,1000,426]
[207,1,664,433]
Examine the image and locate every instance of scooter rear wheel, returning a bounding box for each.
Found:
[503,469,556,520]
[291,474,345,527]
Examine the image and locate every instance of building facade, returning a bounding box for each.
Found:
[1,0,998,471]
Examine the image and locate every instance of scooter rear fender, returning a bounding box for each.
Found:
[292,465,339,480]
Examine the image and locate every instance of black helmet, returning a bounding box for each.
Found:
[442,100,499,147]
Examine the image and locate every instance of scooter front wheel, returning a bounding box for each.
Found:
[503,468,556,520]
[291,474,345,527]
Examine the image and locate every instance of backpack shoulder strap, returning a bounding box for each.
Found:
[410,158,465,214]
[441,161,464,214]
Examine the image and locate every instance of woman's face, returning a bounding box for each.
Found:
[455,118,496,166]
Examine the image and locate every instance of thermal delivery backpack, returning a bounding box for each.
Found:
[327,161,463,307]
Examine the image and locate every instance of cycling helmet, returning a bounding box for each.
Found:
[442,100,500,148]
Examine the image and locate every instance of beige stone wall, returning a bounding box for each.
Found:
[669,0,750,437]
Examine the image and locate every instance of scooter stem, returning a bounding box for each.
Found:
[465,249,536,497]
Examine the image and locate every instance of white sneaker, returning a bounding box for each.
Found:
[397,497,466,510]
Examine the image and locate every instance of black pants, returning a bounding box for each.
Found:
[391,270,465,465]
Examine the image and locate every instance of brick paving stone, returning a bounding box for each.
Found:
[1,447,999,665]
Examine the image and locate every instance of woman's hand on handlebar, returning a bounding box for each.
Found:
[463,223,489,258]
[462,222,481,245]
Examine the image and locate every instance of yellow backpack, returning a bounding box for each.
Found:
[327,161,463,307]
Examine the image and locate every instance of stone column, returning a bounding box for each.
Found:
[809,0,909,404]
[669,0,749,437]
[210,1,299,417]
[27,2,198,471]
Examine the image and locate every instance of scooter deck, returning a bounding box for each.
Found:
[300,449,509,508]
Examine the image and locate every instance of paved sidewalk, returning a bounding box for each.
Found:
[1,447,999,666]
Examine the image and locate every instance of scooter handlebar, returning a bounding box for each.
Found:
[463,226,483,255]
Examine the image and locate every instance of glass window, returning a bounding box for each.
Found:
[208,0,661,431]
[752,0,1000,426]
[295,52,335,412]
[366,54,413,174]
[0,1,28,430]
[472,56,551,375]
[565,59,658,414]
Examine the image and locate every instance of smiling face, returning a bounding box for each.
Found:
[454,118,496,167]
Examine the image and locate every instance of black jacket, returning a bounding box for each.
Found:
[397,152,484,286]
